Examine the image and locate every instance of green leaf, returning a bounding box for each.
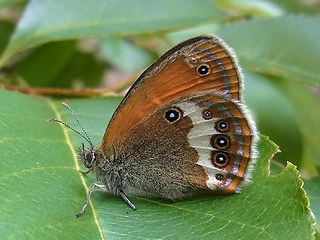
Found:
[0,89,315,239]
[304,177,320,232]
[268,0,320,14]
[0,0,222,67]
[0,21,14,55]
[0,0,25,9]
[216,0,283,17]
[216,15,320,86]
[48,47,104,89]
[100,38,155,74]
[13,40,105,88]
[0,89,103,239]
[243,71,302,167]
[244,71,320,175]
[15,40,77,87]
[276,78,320,170]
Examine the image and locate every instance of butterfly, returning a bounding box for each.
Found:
[49,35,259,217]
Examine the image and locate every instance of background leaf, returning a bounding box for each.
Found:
[304,176,320,232]
[0,88,315,239]
[267,0,320,14]
[0,21,13,55]
[216,15,320,86]
[217,0,284,17]
[243,71,302,166]
[15,40,77,87]
[0,0,222,67]
[0,0,24,9]
[100,38,155,74]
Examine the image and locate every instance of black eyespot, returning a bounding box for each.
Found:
[197,64,210,75]
[215,120,229,132]
[211,135,230,150]
[216,153,227,164]
[165,108,181,123]
[211,152,229,168]
[202,109,212,120]
[215,174,224,181]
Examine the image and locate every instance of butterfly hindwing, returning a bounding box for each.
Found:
[175,94,258,193]
[111,92,258,198]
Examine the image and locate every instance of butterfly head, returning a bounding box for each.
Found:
[78,143,99,169]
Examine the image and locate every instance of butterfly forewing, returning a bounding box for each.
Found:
[102,36,243,152]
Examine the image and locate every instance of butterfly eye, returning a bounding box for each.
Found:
[211,135,230,150]
[215,120,229,132]
[211,152,230,168]
[165,108,182,123]
[197,64,210,76]
[85,151,95,163]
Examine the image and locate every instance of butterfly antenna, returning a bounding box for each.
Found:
[61,103,93,147]
[47,103,93,149]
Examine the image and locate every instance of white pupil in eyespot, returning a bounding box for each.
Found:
[165,109,180,122]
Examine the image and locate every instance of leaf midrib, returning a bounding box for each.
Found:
[47,101,105,240]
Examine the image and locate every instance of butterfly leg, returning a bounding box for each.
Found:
[119,190,137,210]
[75,183,107,218]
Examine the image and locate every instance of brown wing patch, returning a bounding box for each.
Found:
[112,104,211,197]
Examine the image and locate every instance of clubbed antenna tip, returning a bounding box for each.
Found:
[62,102,70,109]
